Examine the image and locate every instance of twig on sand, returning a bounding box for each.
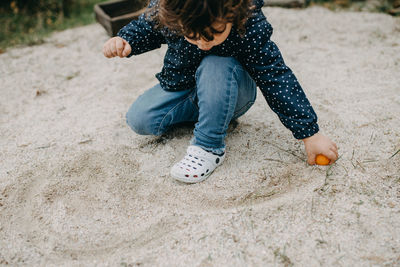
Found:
[325,154,342,179]
[264,157,287,164]
[325,164,334,179]
[351,149,357,168]
[264,141,305,161]
[78,139,92,144]
[362,159,378,163]
[389,149,400,159]
[356,160,366,172]
[310,196,315,217]
[35,144,54,149]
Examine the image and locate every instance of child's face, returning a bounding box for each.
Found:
[184,22,232,51]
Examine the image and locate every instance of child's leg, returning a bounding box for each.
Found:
[126,84,198,136]
[126,56,256,139]
[171,55,256,183]
[192,55,257,154]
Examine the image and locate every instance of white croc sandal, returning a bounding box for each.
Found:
[171,145,225,183]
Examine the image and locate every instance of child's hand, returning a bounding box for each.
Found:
[302,133,338,165]
[103,37,132,58]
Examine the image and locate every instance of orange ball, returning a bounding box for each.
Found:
[315,154,330,166]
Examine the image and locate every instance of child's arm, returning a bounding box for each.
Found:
[239,12,338,164]
[240,22,318,139]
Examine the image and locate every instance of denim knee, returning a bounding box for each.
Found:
[126,103,160,136]
[196,55,239,79]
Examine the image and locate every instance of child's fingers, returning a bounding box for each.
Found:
[103,41,110,57]
[116,38,124,57]
[106,45,114,58]
[333,142,338,150]
[326,150,338,163]
[307,153,316,165]
[110,39,118,57]
[103,39,114,58]
[104,45,112,58]
[122,41,131,57]
[330,147,339,159]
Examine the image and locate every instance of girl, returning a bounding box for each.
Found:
[103,0,338,183]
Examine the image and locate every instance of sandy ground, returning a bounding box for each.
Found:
[1,6,400,266]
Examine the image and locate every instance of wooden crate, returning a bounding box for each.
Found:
[94,0,148,36]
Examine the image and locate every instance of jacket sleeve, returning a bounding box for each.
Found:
[239,13,319,139]
[117,0,166,56]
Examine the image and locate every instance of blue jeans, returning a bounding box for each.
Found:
[126,55,257,154]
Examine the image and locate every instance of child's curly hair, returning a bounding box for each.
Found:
[149,0,254,41]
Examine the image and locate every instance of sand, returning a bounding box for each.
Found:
[0,6,399,266]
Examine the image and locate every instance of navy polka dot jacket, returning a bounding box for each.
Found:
[118,0,319,139]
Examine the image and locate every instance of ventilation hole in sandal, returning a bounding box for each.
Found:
[188,164,191,167]
[189,154,192,157]
[198,163,202,166]
[182,163,186,165]
[206,169,209,172]
[201,173,204,176]
[193,167,197,169]
[216,158,220,164]
[200,159,205,162]
[186,169,190,171]
[185,174,189,177]
[194,157,198,159]
[191,160,195,163]
[194,175,198,178]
